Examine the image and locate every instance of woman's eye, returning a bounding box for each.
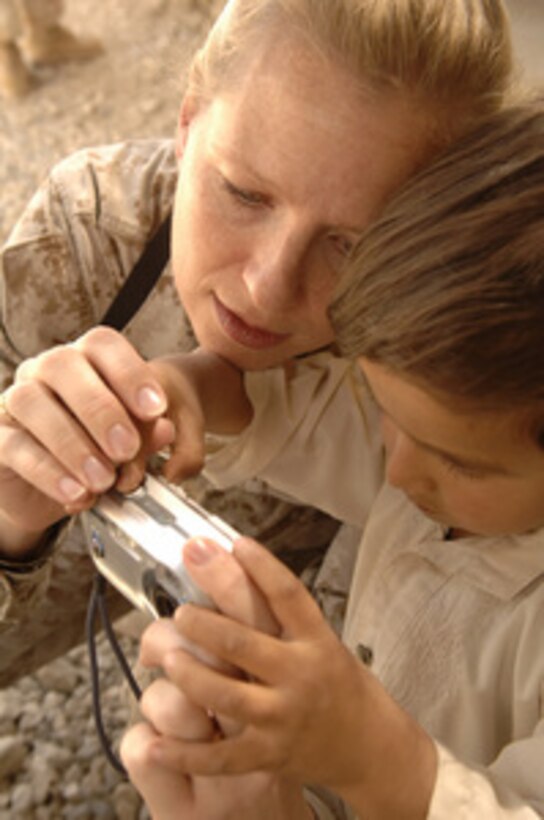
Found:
[222,178,265,207]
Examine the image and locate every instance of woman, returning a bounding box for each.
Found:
[0,0,514,683]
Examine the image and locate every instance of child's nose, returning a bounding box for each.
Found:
[384,428,435,495]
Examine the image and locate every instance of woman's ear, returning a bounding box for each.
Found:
[175,94,200,159]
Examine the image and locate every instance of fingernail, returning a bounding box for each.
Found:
[107,423,138,459]
[137,385,166,416]
[59,476,87,502]
[83,456,114,491]
[115,462,143,494]
[184,538,219,565]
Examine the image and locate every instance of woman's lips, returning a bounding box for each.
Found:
[213,296,290,350]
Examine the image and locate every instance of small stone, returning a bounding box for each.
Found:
[10,781,34,813]
[0,736,26,778]
[36,658,79,694]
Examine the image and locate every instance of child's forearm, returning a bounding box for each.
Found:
[338,695,437,820]
[151,349,253,435]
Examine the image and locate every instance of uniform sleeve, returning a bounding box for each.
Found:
[429,732,544,819]
[204,353,384,529]
[0,147,143,387]
[0,148,144,680]
[0,517,130,687]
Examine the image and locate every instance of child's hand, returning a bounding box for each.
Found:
[121,572,312,819]
[146,353,208,483]
[148,348,253,483]
[0,327,172,543]
[142,537,437,819]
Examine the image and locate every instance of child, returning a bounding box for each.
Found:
[121,97,544,818]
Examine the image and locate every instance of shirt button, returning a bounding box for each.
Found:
[356,644,373,666]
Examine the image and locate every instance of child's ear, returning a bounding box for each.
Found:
[175,94,200,159]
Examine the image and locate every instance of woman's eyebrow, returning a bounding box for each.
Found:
[210,142,270,186]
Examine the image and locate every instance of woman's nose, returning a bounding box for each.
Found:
[242,223,311,313]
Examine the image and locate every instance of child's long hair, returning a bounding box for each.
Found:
[331,98,544,435]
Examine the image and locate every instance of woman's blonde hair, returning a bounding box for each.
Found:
[188,0,515,137]
[331,98,544,429]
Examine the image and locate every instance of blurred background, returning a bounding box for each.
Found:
[506,0,544,86]
[0,0,220,243]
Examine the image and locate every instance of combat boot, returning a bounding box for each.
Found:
[0,41,34,99]
[21,23,103,66]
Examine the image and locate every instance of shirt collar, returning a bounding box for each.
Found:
[404,495,544,601]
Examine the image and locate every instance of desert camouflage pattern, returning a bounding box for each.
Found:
[0,139,339,686]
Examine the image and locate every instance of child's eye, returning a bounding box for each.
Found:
[439,455,487,481]
[222,177,266,207]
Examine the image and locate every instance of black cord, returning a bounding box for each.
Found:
[86,573,142,776]
[96,580,142,702]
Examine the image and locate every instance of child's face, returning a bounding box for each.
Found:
[170,36,432,370]
[360,358,544,537]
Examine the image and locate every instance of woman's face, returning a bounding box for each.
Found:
[172,38,432,369]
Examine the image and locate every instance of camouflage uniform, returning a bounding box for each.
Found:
[0,139,339,687]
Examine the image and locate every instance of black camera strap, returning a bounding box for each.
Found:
[86,212,172,776]
[101,213,172,330]
[86,575,142,775]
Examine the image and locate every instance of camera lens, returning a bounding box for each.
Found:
[143,570,178,618]
[152,584,177,618]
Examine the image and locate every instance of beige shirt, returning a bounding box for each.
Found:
[205,352,544,819]
[0,141,339,684]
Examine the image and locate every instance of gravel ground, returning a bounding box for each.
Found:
[0,1,216,817]
[0,0,543,817]
[0,633,147,819]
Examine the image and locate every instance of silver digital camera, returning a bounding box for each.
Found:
[81,474,240,619]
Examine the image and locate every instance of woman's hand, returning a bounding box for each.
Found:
[140,537,437,820]
[0,326,173,551]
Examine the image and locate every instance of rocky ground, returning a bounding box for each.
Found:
[0,1,218,817]
[0,633,147,819]
[0,0,543,817]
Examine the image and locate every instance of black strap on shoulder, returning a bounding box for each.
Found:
[100,213,172,331]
